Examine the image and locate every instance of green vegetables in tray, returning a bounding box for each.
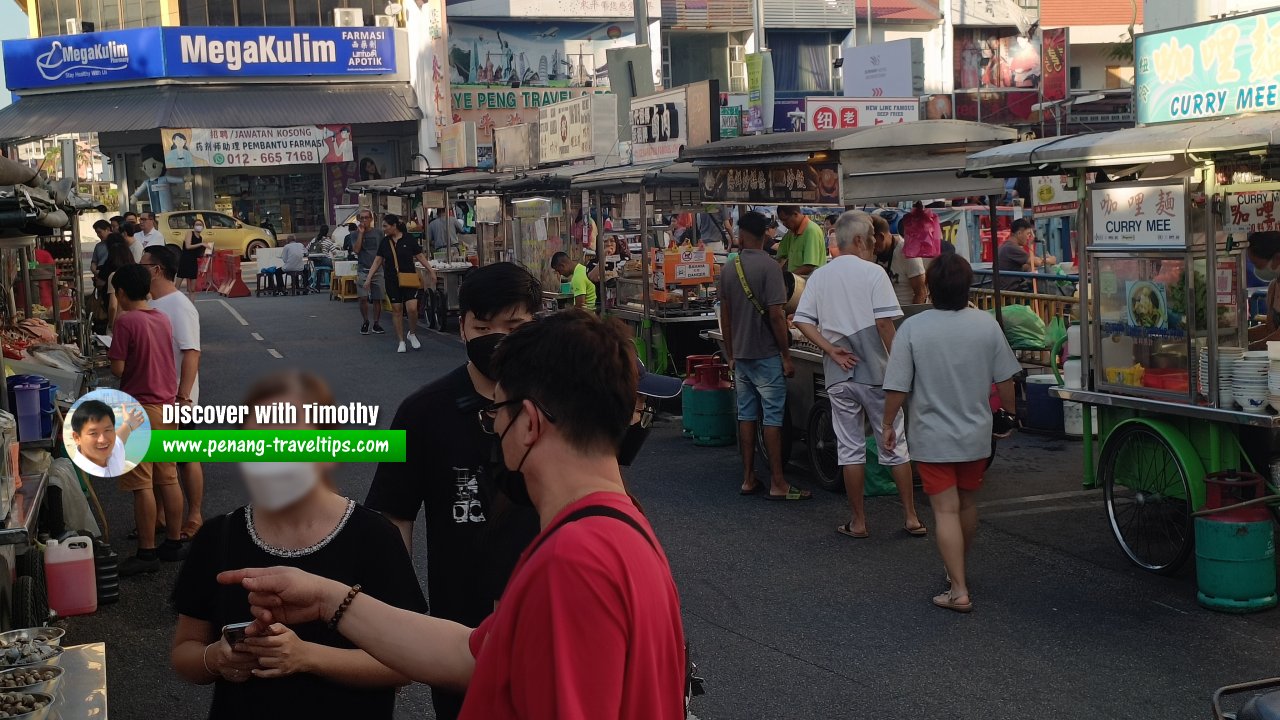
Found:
[1167,269,1207,331]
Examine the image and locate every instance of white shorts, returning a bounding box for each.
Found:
[827,380,910,466]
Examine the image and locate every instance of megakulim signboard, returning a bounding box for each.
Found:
[1135,7,1280,125]
[3,26,396,91]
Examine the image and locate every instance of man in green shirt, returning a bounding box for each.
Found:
[775,205,828,277]
[552,251,598,311]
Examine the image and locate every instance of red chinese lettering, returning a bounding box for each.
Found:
[1128,192,1146,216]
[1155,189,1177,217]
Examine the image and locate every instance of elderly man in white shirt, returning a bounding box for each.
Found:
[137,212,167,250]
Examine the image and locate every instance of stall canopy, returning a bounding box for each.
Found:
[682,120,1018,204]
[498,165,606,193]
[0,84,422,141]
[571,161,699,192]
[964,113,1280,177]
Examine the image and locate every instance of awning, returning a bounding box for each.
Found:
[682,121,1018,162]
[0,83,421,141]
[964,114,1280,176]
[498,165,605,193]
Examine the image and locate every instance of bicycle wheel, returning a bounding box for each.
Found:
[806,400,843,493]
[1099,421,1199,574]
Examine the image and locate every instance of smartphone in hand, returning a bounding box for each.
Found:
[221,621,253,646]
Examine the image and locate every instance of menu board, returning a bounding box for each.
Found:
[699,162,842,206]
[1091,181,1186,246]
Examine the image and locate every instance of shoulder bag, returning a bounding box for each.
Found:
[390,237,422,289]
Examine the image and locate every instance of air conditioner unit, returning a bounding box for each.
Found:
[334,8,365,27]
[374,14,396,27]
[65,18,81,35]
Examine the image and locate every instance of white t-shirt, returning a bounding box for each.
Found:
[137,229,166,249]
[794,254,902,387]
[150,291,201,404]
[127,239,144,263]
[73,437,128,478]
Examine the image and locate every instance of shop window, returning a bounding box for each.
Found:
[167,213,196,230]
[768,30,836,93]
[294,0,321,25]
[265,0,292,25]
[238,0,265,25]
[178,0,205,23]
[207,0,234,25]
[1069,66,1081,90]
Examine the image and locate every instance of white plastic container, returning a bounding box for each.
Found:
[1066,323,1082,358]
[45,537,96,618]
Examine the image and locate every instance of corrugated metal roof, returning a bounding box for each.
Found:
[0,83,421,141]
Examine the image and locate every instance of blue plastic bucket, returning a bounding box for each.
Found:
[13,384,42,441]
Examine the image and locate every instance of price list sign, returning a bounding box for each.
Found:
[699,162,842,206]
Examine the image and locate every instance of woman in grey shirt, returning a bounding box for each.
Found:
[880,253,1022,613]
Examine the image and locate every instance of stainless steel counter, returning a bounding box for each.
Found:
[0,473,46,547]
[1050,387,1280,428]
[54,642,108,719]
[610,308,718,324]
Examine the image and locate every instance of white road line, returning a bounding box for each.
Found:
[267,349,283,359]
[251,332,263,341]
[982,504,1100,520]
[218,299,249,326]
[977,489,1100,509]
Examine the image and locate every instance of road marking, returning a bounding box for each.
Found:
[251,332,263,341]
[218,300,249,326]
[978,489,1100,509]
[1153,601,1190,615]
[267,349,283,359]
[982,504,1100,519]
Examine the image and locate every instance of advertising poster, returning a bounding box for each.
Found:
[446,20,636,146]
[806,98,919,130]
[773,98,805,133]
[953,28,1042,91]
[1041,28,1068,102]
[159,126,353,168]
[840,38,921,98]
[953,90,1038,125]
[744,53,764,134]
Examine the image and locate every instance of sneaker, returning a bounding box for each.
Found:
[372,325,386,334]
[158,539,189,562]
[396,341,407,354]
[407,332,421,350]
[360,322,370,335]
[119,555,160,577]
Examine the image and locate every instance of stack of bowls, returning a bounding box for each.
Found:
[1220,346,1244,407]
[1234,351,1270,413]
[1198,347,1210,397]
[1270,348,1280,412]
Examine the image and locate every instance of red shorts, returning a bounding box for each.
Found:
[917,459,987,496]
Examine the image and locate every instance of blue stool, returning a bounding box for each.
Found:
[312,265,332,290]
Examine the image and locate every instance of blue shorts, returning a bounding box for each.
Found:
[734,356,787,426]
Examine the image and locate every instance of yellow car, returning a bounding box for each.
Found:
[159,211,276,260]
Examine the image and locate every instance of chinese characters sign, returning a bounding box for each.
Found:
[631,88,687,164]
[1092,183,1186,246]
[1224,190,1280,234]
[159,126,353,168]
[1136,8,1280,124]
[538,94,617,165]
[804,97,919,130]
[1031,175,1077,216]
[699,163,842,206]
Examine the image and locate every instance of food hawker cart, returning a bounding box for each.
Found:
[962,103,1280,573]
[682,120,1018,490]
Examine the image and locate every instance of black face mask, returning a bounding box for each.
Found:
[489,407,535,507]
[466,332,506,379]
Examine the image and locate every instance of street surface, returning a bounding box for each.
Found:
[65,291,1280,719]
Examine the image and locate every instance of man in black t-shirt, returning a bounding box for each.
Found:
[365,262,543,720]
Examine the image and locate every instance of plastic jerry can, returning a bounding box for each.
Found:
[45,537,97,617]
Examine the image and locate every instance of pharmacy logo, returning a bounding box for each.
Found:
[35,39,130,81]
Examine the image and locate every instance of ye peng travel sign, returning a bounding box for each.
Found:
[2,26,396,91]
[1135,8,1280,125]
[1091,182,1187,247]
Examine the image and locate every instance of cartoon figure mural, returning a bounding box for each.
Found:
[131,144,185,213]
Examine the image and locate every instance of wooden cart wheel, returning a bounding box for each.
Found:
[11,576,40,630]
[1099,420,1203,575]
[806,399,844,493]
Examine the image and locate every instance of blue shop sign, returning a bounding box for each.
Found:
[2,26,396,91]
[3,28,165,90]
[164,27,395,78]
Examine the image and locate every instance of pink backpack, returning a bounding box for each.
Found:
[902,206,942,259]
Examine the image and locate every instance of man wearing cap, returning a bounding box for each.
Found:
[719,211,805,500]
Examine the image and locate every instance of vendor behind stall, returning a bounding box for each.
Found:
[775,205,827,277]
[1248,231,1280,349]
[997,219,1056,291]
[552,251,597,311]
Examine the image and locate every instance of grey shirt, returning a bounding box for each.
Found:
[353,227,384,269]
[697,210,730,246]
[997,241,1030,289]
[882,308,1023,462]
[429,216,452,250]
[718,249,787,360]
[92,241,109,269]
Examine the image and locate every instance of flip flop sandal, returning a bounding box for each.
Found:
[932,591,974,614]
[740,484,763,496]
[904,524,929,537]
[766,486,812,501]
[836,522,870,539]
[179,520,203,542]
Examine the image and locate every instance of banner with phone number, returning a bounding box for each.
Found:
[159,125,354,169]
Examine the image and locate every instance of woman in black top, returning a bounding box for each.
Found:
[177,215,210,295]
[99,234,133,332]
[365,214,436,354]
[170,370,427,720]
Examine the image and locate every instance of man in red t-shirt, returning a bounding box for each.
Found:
[109,264,189,576]
[221,311,688,720]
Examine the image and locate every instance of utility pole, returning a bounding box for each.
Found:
[753,0,766,51]
[866,0,872,44]
[634,0,649,46]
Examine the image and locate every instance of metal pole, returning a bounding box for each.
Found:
[988,194,1004,329]
[633,0,649,46]
[752,0,765,51]
[866,0,872,44]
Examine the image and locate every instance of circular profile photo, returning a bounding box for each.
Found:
[61,389,151,479]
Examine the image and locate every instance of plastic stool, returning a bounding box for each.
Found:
[313,266,332,290]
[284,271,307,295]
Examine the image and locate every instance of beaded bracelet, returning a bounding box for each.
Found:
[327,584,362,630]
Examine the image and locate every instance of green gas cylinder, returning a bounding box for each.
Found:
[681,355,717,438]
[1195,471,1277,613]
[689,363,736,447]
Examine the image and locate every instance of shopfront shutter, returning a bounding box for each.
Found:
[763,0,856,29]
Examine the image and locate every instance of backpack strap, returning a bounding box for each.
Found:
[734,256,768,318]
[527,504,656,558]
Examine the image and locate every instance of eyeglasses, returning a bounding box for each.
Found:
[478,397,558,434]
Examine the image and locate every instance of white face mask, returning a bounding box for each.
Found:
[241,462,320,511]
[193,224,205,232]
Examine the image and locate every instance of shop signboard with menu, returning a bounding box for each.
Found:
[160,125,353,168]
[1031,175,1077,215]
[805,97,919,130]
[1224,190,1280,234]
[630,81,719,164]
[494,123,538,171]
[1091,181,1187,247]
[538,94,618,165]
[439,122,478,169]
[699,162,842,206]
